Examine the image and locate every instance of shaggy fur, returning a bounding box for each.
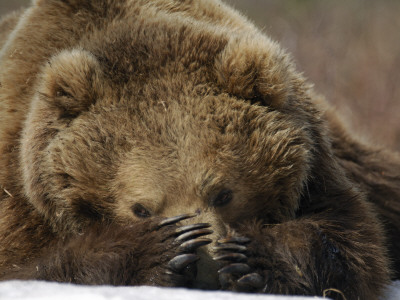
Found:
[0,1,399,299]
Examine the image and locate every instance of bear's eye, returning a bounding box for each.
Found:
[211,189,233,207]
[132,203,151,218]
[56,88,72,98]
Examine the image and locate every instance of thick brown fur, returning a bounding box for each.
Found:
[0,1,399,299]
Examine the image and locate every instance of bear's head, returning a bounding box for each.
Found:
[20,25,317,287]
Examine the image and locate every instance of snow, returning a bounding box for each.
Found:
[0,280,399,300]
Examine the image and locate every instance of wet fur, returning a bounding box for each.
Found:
[0,1,399,299]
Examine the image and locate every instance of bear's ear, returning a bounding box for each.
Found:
[214,34,305,108]
[39,49,104,119]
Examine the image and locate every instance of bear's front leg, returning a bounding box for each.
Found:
[215,211,389,300]
[7,214,212,287]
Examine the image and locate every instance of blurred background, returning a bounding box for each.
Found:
[226,0,400,150]
[1,0,400,150]
[0,1,28,14]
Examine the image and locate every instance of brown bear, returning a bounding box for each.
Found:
[0,0,399,299]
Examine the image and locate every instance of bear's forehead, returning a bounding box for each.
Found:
[87,93,293,150]
[80,8,229,88]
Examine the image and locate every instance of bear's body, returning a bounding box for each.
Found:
[0,1,399,299]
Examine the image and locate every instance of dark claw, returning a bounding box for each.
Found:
[176,228,213,242]
[158,214,196,228]
[168,254,199,272]
[165,269,186,280]
[218,236,251,244]
[179,238,212,253]
[175,223,211,235]
[214,253,247,262]
[213,243,247,252]
[218,263,251,275]
[237,272,265,288]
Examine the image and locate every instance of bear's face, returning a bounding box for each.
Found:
[20,48,313,288]
[21,49,312,236]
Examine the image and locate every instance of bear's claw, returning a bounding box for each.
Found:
[158,214,196,227]
[218,263,251,274]
[175,228,214,242]
[161,215,212,285]
[213,243,247,252]
[175,223,211,234]
[237,273,264,288]
[216,235,265,291]
[214,253,247,262]
[179,238,212,253]
[168,254,199,272]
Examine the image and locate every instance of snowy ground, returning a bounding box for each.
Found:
[0,280,399,300]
